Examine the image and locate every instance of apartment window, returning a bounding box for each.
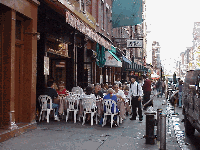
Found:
[106,8,109,32]
[101,1,104,29]
[80,0,86,13]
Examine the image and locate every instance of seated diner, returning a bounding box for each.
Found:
[102,88,119,127]
[43,80,60,121]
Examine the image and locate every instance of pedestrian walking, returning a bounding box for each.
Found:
[156,79,162,98]
[142,75,152,110]
[177,80,183,108]
[128,76,143,121]
[161,80,166,97]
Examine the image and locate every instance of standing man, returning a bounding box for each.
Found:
[142,75,152,110]
[128,76,143,121]
[177,80,183,108]
[156,79,162,98]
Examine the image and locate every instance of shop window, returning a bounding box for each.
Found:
[46,35,71,58]
[51,60,66,86]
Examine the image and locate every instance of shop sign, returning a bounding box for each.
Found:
[47,43,70,58]
[127,40,143,48]
[44,56,49,75]
[104,51,122,67]
[66,11,112,50]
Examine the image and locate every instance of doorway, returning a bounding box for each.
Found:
[15,16,25,123]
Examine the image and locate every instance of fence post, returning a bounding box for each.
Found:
[160,113,166,150]
[157,108,162,141]
[144,110,156,144]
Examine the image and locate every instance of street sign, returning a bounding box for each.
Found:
[127,40,143,48]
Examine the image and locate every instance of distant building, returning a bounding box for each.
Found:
[152,41,161,76]
[193,22,200,69]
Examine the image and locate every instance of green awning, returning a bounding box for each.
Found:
[112,0,143,28]
[96,43,106,67]
[108,50,121,62]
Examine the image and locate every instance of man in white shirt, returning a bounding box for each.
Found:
[128,76,143,121]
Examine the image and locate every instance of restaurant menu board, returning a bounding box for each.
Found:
[44,56,49,75]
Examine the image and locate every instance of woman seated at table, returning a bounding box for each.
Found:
[57,81,68,95]
[102,88,119,126]
[82,86,96,123]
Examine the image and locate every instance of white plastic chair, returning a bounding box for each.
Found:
[38,95,54,123]
[82,95,97,126]
[68,92,75,96]
[102,99,119,128]
[66,95,79,123]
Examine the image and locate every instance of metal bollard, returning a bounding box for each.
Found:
[160,113,166,150]
[157,108,162,141]
[144,111,156,144]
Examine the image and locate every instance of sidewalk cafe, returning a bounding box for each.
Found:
[37,81,131,128]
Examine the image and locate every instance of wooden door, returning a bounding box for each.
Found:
[15,17,24,123]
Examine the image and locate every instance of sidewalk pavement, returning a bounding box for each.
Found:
[0,95,181,150]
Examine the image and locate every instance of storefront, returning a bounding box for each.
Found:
[36,0,113,94]
[36,0,77,96]
[123,60,148,81]
[0,0,39,142]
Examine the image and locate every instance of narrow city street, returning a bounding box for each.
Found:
[0,95,184,150]
[166,99,200,150]
[2,0,200,149]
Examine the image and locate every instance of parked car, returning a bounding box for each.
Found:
[182,69,200,136]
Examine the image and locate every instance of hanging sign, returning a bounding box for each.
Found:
[127,40,143,48]
[44,56,49,75]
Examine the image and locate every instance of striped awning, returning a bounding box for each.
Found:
[123,62,148,72]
